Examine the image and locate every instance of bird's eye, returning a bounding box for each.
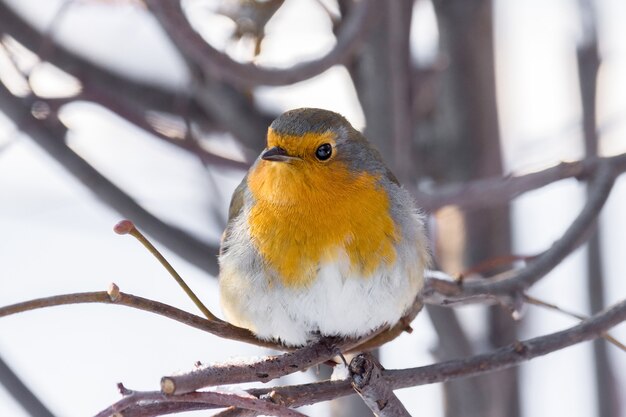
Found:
[315,143,332,161]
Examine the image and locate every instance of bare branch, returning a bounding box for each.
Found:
[212,409,257,417]
[115,402,213,417]
[422,161,617,304]
[349,353,411,417]
[415,153,626,211]
[145,0,375,87]
[0,82,221,275]
[0,290,281,349]
[387,297,626,390]
[111,297,626,415]
[161,337,343,395]
[253,297,626,406]
[94,390,307,417]
[0,285,426,357]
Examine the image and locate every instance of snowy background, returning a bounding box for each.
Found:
[1,0,626,416]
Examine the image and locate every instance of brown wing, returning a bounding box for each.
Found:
[220,175,247,256]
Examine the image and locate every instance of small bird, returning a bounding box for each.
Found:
[218,108,428,346]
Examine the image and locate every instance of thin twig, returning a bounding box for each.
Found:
[0,289,277,349]
[0,285,408,358]
[524,295,626,352]
[114,220,220,322]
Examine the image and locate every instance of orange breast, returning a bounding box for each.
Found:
[247,159,399,287]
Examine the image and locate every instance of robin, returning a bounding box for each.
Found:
[218,108,429,346]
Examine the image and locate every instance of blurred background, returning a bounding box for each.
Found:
[1,0,626,416]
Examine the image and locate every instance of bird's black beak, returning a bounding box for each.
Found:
[261,146,299,162]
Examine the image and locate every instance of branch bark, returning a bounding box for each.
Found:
[161,337,344,395]
[94,389,307,417]
[0,290,278,348]
[102,297,626,415]
[349,353,411,417]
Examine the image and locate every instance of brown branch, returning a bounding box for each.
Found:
[421,161,617,304]
[258,297,626,405]
[161,337,343,395]
[414,153,626,211]
[145,0,375,87]
[349,353,411,417]
[211,407,258,417]
[108,297,626,415]
[0,82,221,275]
[94,389,307,417]
[115,402,212,417]
[0,284,424,357]
[0,289,279,349]
[387,297,626,389]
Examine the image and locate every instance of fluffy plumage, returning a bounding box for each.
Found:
[218,108,428,346]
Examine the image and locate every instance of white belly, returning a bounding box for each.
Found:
[219,248,423,346]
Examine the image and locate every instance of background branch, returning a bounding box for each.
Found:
[95,389,306,417]
[0,356,55,417]
[423,161,616,303]
[145,0,375,87]
[0,1,190,116]
[415,153,626,212]
[576,1,622,414]
[0,82,221,275]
